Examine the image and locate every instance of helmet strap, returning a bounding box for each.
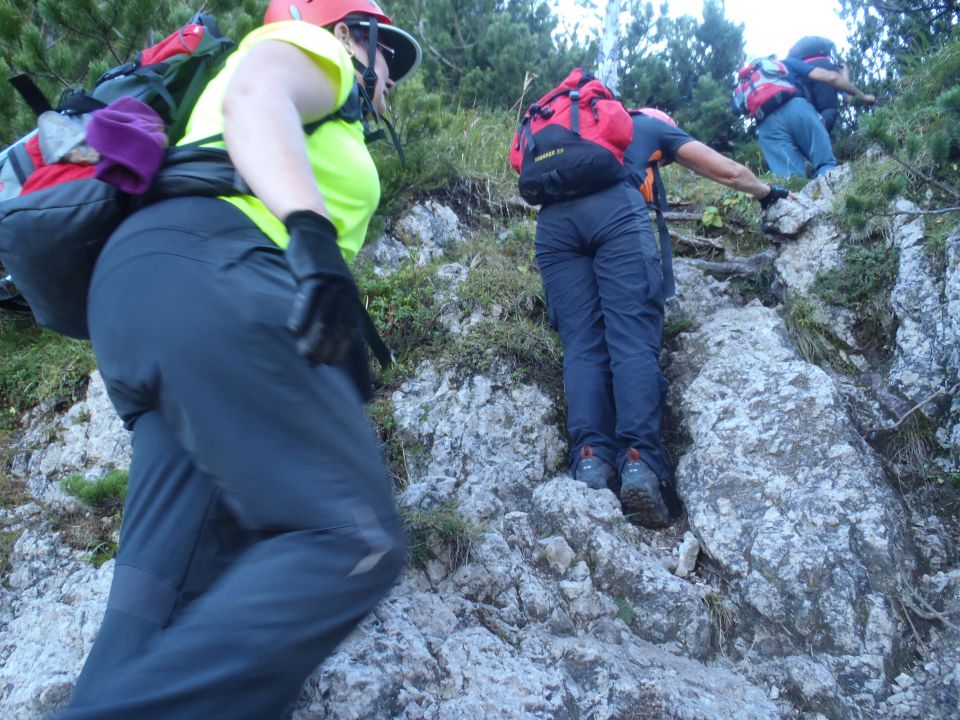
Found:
[361,17,380,105]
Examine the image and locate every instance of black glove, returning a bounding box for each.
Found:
[284,210,360,366]
[759,184,790,210]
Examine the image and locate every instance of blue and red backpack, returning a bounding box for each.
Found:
[731,57,797,123]
[509,68,633,206]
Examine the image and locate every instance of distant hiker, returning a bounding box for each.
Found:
[60,1,421,718]
[787,36,853,135]
[531,101,789,528]
[736,51,875,178]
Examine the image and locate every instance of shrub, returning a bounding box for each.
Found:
[62,469,129,511]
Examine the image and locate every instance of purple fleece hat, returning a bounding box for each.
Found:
[85,97,168,194]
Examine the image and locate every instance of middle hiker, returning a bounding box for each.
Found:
[530,100,789,528]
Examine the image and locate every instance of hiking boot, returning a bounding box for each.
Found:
[574,446,615,490]
[619,448,671,528]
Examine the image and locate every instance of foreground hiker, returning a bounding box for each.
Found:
[534,105,789,528]
[61,1,421,717]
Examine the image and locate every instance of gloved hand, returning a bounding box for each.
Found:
[759,184,790,210]
[284,210,360,366]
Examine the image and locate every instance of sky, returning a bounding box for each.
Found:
[555,0,850,58]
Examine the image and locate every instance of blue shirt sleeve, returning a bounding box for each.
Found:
[782,57,814,78]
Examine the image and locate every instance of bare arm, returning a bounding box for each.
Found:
[673,141,770,199]
[807,66,875,104]
[222,40,342,223]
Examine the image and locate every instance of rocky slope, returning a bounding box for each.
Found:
[1,170,958,719]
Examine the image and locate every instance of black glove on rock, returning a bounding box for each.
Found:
[284,210,360,366]
[759,184,790,210]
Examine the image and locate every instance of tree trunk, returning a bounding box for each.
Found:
[596,0,622,91]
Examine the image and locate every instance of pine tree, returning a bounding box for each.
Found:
[0,0,261,144]
[389,0,592,109]
[839,0,960,86]
[618,0,746,151]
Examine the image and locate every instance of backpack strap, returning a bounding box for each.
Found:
[165,53,217,143]
[5,142,36,187]
[649,164,675,298]
[9,74,53,116]
[569,90,581,135]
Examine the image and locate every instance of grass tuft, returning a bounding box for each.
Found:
[402,501,479,570]
[61,469,128,511]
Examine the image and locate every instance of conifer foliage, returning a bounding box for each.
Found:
[0,0,260,144]
[389,0,592,111]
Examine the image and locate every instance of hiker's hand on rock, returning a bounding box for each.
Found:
[759,184,790,210]
[284,210,360,366]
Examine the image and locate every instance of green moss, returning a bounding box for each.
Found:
[402,501,479,570]
[89,540,119,567]
[663,313,695,340]
[0,528,21,580]
[0,313,95,420]
[61,469,128,510]
[366,395,428,490]
[50,507,122,567]
[441,318,563,392]
[614,596,636,626]
[832,157,904,235]
[886,414,939,478]
[811,239,898,352]
[456,252,545,323]
[355,262,446,381]
[783,297,844,367]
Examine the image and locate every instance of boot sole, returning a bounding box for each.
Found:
[621,483,671,528]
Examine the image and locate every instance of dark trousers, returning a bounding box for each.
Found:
[61,197,404,719]
[535,182,670,480]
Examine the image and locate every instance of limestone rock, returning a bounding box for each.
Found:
[888,200,953,417]
[673,302,915,714]
[395,201,464,266]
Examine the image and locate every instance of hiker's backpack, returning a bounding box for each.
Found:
[0,13,238,339]
[731,57,797,123]
[509,68,633,206]
[788,36,841,131]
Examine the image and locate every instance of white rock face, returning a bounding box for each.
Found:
[291,363,778,718]
[358,233,411,276]
[888,200,953,415]
[12,371,130,509]
[395,201,464,266]
[768,168,860,346]
[947,230,960,467]
[1,194,956,720]
[672,302,915,715]
[0,529,112,719]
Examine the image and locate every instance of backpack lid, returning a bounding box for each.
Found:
[787,36,837,62]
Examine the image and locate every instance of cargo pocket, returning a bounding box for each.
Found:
[643,257,665,306]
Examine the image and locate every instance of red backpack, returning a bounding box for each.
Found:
[731,57,797,122]
[509,68,633,205]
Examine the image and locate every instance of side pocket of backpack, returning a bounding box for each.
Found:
[0,178,125,338]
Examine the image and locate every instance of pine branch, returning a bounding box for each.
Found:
[888,152,960,201]
[867,383,958,434]
[879,206,960,216]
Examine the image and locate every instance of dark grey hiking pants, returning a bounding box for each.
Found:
[61,197,404,719]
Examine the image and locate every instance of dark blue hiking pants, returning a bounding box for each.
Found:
[535,182,670,480]
[61,197,405,719]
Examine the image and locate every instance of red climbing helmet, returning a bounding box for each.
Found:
[636,107,678,127]
[265,0,389,28]
[264,0,422,83]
